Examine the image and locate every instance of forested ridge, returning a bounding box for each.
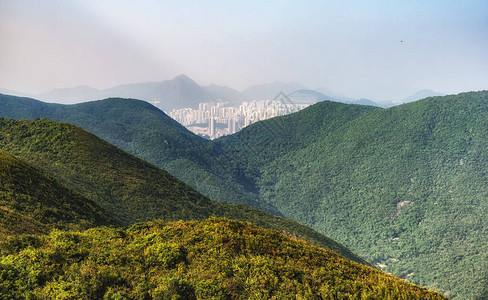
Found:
[0,218,446,299]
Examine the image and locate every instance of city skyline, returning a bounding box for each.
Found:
[167,99,309,139]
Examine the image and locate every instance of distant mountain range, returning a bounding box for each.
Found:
[287,89,382,106]
[4,75,443,110]
[0,88,31,98]
[242,81,309,100]
[37,75,227,111]
[33,77,324,109]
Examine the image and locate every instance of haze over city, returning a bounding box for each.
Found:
[1,0,487,101]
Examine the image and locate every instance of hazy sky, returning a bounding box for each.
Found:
[1,0,487,101]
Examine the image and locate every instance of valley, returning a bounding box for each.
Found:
[2,91,488,298]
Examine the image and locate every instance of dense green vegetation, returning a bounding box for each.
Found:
[0,149,117,237]
[218,91,488,299]
[217,100,380,183]
[0,94,277,214]
[4,91,488,298]
[0,117,366,264]
[0,217,446,299]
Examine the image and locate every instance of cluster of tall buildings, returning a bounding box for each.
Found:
[168,100,309,139]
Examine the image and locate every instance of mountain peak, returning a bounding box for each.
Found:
[173,74,194,82]
[170,74,200,87]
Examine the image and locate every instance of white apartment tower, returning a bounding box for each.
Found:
[209,117,216,137]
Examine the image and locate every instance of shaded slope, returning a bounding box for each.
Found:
[0,149,117,237]
[217,100,380,179]
[0,117,226,225]
[0,217,446,299]
[0,118,365,264]
[216,100,381,194]
[218,91,488,299]
[0,94,276,214]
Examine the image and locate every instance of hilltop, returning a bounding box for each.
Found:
[0,217,446,299]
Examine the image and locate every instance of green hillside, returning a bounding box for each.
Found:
[218,91,488,299]
[217,100,380,183]
[0,217,446,299]
[0,117,366,264]
[4,92,488,297]
[0,94,277,214]
[0,149,117,237]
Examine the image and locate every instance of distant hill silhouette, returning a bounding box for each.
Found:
[402,89,444,103]
[37,75,243,110]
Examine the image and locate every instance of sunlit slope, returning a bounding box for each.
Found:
[0,218,446,299]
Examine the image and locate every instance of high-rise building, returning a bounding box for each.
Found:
[227,118,236,134]
[168,99,310,138]
[209,117,215,137]
[244,117,252,127]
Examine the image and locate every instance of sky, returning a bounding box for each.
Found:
[0,0,487,101]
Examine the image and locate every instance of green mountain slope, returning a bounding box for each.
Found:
[0,149,117,237]
[4,91,487,297]
[0,117,365,265]
[217,100,380,182]
[218,91,488,299]
[0,217,446,299]
[0,94,277,214]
